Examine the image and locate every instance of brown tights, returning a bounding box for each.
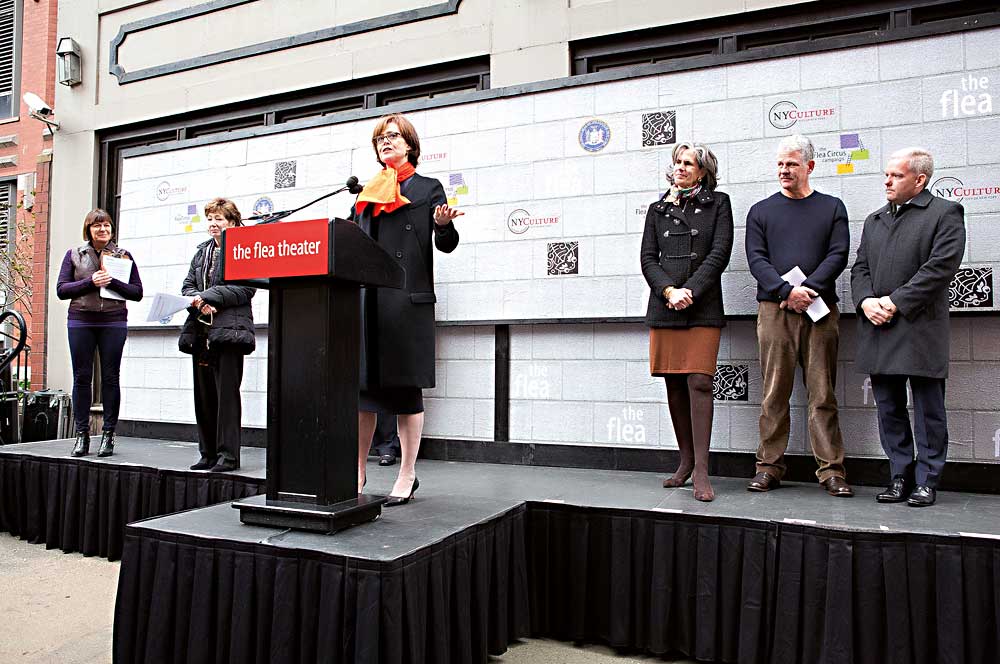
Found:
[662,373,715,501]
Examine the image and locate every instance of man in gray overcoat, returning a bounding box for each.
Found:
[851,147,966,507]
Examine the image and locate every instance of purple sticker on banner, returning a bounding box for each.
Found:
[840,133,860,149]
[187,204,197,214]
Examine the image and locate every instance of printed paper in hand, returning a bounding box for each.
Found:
[99,255,134,300]
[146,293,193,322]
[780,266,830,322]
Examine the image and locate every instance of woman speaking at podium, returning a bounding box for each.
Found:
[352,113,462,506]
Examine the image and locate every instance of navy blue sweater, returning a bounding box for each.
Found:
[745,191,850,305]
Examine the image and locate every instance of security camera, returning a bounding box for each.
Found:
[23,92,53,116]
[23,92,59,131]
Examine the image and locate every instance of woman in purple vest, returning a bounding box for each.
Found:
[56,209,143,457]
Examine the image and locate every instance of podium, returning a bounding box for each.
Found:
[221,218,404,533]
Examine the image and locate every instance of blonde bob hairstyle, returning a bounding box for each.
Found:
[204,198,243,226]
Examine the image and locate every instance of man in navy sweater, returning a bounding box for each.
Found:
[744,134,853,497]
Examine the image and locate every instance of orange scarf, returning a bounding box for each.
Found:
[354,162,416,217]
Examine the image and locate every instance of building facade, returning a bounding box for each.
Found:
[49,1,1000,471]
[1,0,58,388]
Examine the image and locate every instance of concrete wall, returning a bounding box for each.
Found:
[48,0,808,393]
[47,1,1000,464]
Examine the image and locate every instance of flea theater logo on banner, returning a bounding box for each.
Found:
[768,101,836,129]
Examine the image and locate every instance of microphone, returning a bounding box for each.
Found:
[245,176,362,224]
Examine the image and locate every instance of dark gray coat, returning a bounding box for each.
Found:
[178,239,257,355]
[850,189,966,378]
[640,189,734,328]
[351,173,459,389]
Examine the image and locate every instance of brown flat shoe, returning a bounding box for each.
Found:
[747,472,780,492]
[822,476,855,497]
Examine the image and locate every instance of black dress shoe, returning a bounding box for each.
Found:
[875,477,912,503]
[384,477,419,507]
[71,432,90,457]
[747,472,780,492]
[907,485,936,507]
[210,459,240,472]
[97,431,116,457]
[378,453,397,467]
[190,457,215,470]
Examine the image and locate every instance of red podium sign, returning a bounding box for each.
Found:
[222,218,329,280]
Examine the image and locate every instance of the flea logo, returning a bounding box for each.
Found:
[768,101,836,129]
[607,405,646,444]
[512,364,550,399]
[940,74,993,118]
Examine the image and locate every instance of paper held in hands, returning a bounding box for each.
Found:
[99,255,133,301]
[780,266,830,322]
[146,293,193,323]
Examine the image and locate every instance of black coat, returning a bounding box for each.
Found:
[351,173,459,389]
[640,189,734,328]
[178,239,257,355]
[850,189,966,378]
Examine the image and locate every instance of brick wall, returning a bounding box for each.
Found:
[1,0,57,387]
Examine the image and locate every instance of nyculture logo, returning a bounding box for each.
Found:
[507,208,560,235]
[931,176,1000,203]
[768,101,836,129]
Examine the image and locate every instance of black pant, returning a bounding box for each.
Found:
[371,412,401,457]
[68,326,128,433]
[870,374,948,488]
[192,345,244,465]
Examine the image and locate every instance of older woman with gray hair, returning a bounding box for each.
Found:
[640,142,734,502]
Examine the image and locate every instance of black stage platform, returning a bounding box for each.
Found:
[103,442,1000,664]
[3,438,999,663]
[0,437,264,560]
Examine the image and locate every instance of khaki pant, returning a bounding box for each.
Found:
[755,302,846,481]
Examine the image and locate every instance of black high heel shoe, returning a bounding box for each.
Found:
[384,476,419,507]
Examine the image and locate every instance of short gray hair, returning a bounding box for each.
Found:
[671,141,720,190]
[890,147,934,181]
[776,134,814,162]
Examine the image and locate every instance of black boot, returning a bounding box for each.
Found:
[71,432,90,457]
[97,431,115,457]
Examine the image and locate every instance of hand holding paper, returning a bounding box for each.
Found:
[780,266,830,322]
[146,293,195,323]
[99,255,134,300]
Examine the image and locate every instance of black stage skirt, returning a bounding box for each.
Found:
[360,387,424,414]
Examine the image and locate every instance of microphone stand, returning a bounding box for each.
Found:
[245,177,363,225]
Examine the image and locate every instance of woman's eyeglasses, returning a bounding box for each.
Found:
[372,131,403,145]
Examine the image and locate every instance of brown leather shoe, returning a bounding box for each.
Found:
[747,472,780,492]
[822,476,854,497]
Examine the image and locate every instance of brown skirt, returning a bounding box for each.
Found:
[649,327,722,376]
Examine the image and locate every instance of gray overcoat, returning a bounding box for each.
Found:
[850,189,966,379]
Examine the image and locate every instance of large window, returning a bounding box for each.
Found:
[570,0,1000,75]
[0,0,21,120]
[97,57,490,217]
